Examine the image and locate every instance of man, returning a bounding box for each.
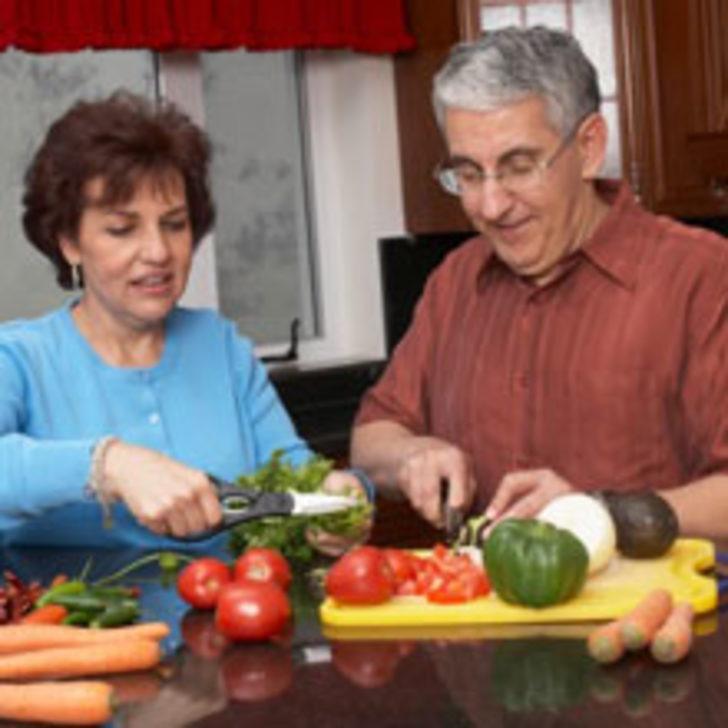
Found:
[351,26,728,538]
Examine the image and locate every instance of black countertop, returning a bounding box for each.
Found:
[269,358,385,460]
[3,545,728,728]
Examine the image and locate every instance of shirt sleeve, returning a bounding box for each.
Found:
[230,332,313,469]
[679,270,728,478]
[0,347,95,528]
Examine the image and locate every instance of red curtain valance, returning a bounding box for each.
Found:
[0,0,415,54]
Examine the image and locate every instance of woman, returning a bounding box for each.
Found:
[0,90,368,550]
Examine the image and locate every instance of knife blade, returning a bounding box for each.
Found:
[441,478,465,545]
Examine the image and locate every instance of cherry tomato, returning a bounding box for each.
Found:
[221,643,293,701]
[234,547,292,590]
[325,546,394,605]
[177,557,231,610]
[181,610,229,659]
[331,640,405,688]
[215,580,291,642]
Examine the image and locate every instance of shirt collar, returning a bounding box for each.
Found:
[475,179,643,292]
[578,179,643,290]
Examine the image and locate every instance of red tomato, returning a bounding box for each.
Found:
[180,610,229,659]
[177,557,231,610]
[221,644,293,702]
[325,546,394,605]
[234,548,292,590]
[215,580,291,642]
[331,640,406,688]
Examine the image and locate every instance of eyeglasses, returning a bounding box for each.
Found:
[434,121,581,198]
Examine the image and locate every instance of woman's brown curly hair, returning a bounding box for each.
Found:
[22,90,216,289]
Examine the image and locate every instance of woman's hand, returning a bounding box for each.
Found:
[100,440,223,538]
[305,470,372,558]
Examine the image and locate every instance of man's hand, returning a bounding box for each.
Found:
[102,441,223,538]
[305,470,372,557]
[487,468,575,523]
[396,437,477,527]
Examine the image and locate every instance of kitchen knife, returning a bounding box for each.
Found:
[441,478,465,545]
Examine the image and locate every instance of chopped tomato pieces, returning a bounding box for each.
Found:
[385,544,490,603]
[325,544,490,606]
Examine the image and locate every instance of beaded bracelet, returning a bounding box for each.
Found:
[88,435,119,527]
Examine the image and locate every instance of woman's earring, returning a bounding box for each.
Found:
[71,264,83,289]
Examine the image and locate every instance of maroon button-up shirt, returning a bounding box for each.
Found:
[356,182,728,512]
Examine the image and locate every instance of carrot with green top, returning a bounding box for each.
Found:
[620,589,673,650]
[650,602,694,664]
[0,621,169,653]
[0,680,114,725]
[587,618,626,664]
[0,639,161,680]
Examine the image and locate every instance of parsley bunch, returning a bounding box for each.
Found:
[227,450,372,565]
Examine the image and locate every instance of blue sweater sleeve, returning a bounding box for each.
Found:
[230,332,313,469]
[0,348,94,528]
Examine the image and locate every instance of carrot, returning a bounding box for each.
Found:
[650,602,694,664]
[0,680,113,725]
[620,589,673,650]
[0,621,169,653]
[20,604,68,625]
[0,638,161,680]
[587,619,626,664]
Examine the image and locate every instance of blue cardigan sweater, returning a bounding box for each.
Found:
[0,302,310,549]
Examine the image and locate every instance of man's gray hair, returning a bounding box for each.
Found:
[433,26,601,136]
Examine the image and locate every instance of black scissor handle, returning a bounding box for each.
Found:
[171,476,293,542]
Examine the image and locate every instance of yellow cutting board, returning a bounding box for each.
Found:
[319,538,717,629]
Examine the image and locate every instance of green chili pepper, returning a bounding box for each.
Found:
[45,593,109,612]
[62,610,96,626]
[35,580,86,607]
[90,600,140,628]
[86,585,136,600]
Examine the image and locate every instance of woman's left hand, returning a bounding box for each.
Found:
[305,470,372,557]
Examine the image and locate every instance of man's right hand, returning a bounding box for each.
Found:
[395,436,477,527]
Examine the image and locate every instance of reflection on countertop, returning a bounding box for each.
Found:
[2,545,728,728]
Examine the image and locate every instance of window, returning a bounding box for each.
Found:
[479,0,622,178]
[0,49,155,321]
[0,48,402,362]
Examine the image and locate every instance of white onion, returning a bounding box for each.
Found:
[537,494,616,575]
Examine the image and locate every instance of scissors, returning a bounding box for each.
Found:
[177,474,361,542]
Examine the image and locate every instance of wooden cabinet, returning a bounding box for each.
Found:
[614,0,728,218]
[396,0,728,226]
[392,0,474,233]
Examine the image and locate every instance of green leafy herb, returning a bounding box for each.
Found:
[227,450,372,565]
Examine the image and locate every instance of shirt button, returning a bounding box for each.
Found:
[149,412,160,425]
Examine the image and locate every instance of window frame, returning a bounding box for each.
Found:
[159,50,403,365]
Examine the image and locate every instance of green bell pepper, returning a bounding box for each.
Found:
[483,518,588,607]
